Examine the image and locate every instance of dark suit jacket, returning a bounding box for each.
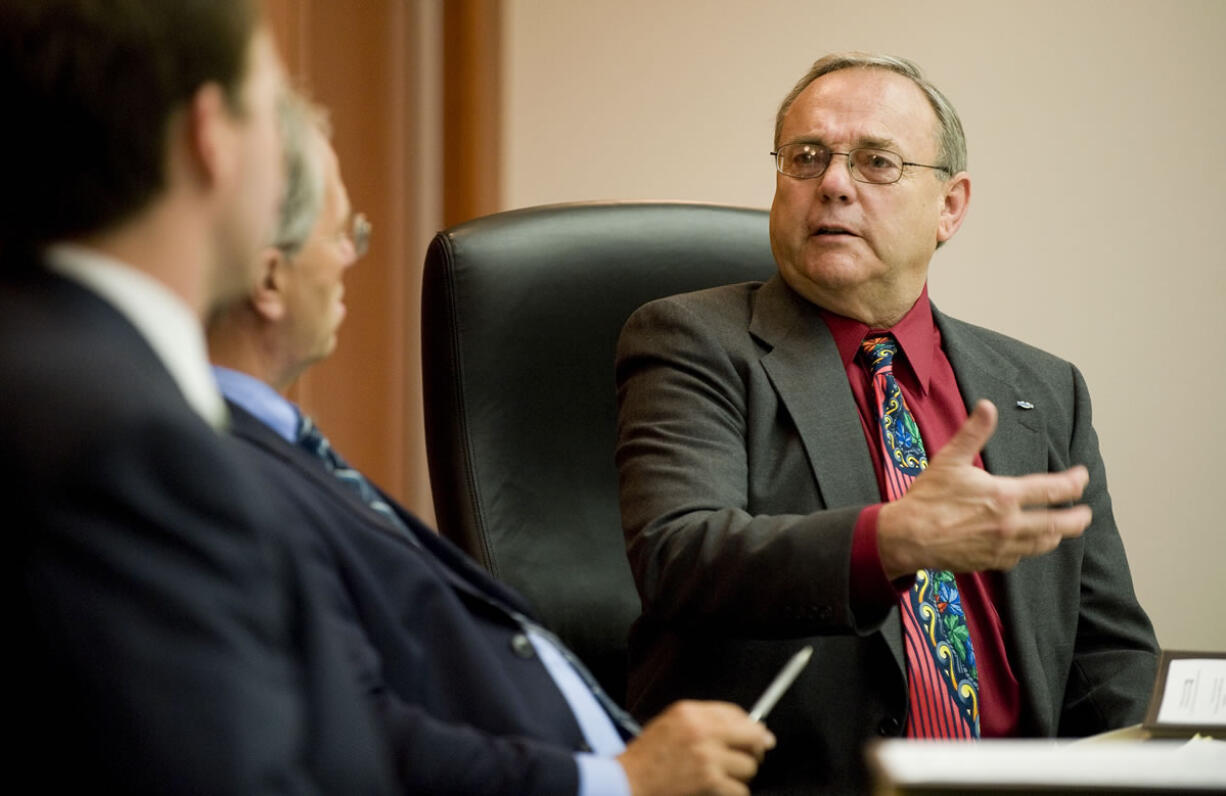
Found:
[3,266,392,792]
[227,402,613,795]
[615,276,1158,794]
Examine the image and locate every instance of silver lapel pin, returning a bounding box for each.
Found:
[1016,400,1035,410]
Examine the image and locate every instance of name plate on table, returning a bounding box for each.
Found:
[1144,650,1226,738]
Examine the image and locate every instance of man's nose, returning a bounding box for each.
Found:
[817,153,857,202]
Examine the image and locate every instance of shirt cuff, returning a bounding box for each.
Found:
[575,752,631,796]
[850,503,908,606]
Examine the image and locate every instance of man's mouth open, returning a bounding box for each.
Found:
[813,226,857,238]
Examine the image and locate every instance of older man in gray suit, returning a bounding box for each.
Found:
[615,52,1158,794]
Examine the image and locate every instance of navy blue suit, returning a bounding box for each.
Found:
[227,402,609,795]
[4,266,392,793]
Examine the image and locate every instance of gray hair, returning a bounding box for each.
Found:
[272,90,331,256]
[774,52,966,175]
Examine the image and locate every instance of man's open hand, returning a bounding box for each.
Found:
[877,399,1091,579]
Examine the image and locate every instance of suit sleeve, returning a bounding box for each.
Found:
[1058,362,1159,733]
[615,296,890,637]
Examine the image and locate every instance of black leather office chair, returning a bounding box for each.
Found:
[421,201,777,701]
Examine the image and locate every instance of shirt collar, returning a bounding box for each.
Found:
[212,366,301,444]
[818,284,938,394]
[44,243,228,428]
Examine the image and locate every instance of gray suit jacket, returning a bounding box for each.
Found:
[615,275,1157,794]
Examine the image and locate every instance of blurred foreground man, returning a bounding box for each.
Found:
[1,1,390,791]
[207,96,774,796]
[616,52,1158,793]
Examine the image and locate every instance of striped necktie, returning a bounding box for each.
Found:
[295,414,417,544]
[861,335,980,738]
[295,414,637,738]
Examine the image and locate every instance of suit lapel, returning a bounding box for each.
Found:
[748,278,906,668]
[935,310,1054,725]
[225,403,542,620]
[227,404,420,546]
[750,277,881,509]
[936,311,1044,478]
[414,521,546,618]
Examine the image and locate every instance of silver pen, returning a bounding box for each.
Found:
[747,645,813,722]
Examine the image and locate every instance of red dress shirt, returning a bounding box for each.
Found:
[821,286,1021,737]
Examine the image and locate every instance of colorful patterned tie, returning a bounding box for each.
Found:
[861,335,980,738]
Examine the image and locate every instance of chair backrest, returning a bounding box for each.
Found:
[421,200,777,700]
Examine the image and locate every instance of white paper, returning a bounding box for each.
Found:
[1157,658,1226,726]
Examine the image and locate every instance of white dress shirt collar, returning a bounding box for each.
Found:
[44,243,227,428]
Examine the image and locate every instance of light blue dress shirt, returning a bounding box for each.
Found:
[213,367,630,796]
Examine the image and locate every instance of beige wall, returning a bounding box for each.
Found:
[503,0,1226,650]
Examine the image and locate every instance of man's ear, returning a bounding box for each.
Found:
[936,172,971,244]
[250,246,290,322]
[184,82,239,190]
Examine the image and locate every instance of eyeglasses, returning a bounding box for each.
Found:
[345,212,371,259]
[274,212,372,259]
[771,143,949,184]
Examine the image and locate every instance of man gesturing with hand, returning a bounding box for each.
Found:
[615,53,1157,794]
[878,400,1094,578]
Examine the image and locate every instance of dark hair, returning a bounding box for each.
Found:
[0,0,259,252]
